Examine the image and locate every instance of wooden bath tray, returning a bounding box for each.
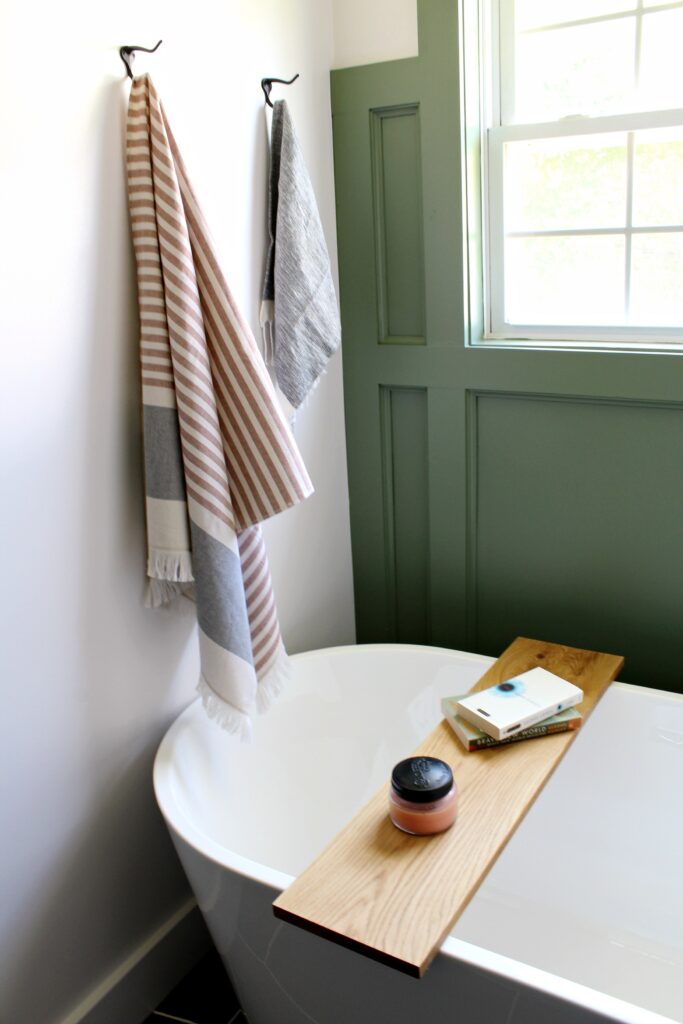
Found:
[273,637,623,977]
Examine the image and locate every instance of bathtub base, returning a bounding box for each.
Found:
[172,830,620,1024]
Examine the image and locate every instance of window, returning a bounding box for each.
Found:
[481,0,683,345]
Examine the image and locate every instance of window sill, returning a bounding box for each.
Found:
[470,333,683,356]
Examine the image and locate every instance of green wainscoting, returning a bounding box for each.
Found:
[370,105,425,344]
[331,0,683,690]
[380,386,430,643]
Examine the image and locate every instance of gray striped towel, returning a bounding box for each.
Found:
[261,99,341,408]
[126,75,313,739]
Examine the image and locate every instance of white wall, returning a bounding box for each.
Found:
[0,1,354,1021]
[332,0,418,69]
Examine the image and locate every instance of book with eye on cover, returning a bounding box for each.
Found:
[441,694,582,752]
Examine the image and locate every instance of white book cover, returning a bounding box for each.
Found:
[454,667,584,741]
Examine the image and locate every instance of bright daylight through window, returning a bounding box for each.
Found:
[483,0,683,344]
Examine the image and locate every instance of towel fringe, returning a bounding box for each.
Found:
[256,643,291,714]
[196,676,254,742]
[145,579,194,608]
[147,549,194,583]
[195,648,290,741]
[259,299,275,364]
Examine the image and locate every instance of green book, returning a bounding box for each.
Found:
[441,694,582,752]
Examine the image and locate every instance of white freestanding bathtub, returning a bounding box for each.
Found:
[154,645,683,1024]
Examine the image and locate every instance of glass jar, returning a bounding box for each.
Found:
[388,756,458,835]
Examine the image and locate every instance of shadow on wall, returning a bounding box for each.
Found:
[4,80,199,1024]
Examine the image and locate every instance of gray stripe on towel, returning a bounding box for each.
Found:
[190,521,253,664]
[143,405,186,501]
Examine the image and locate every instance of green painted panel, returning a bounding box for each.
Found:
[380,387,430,643]
[332,0,682,691]
[371,106,425,343]
[472,394,683,690]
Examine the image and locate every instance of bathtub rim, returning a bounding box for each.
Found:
[153,643,682,1024]
[154,643,495,889]
[154,643,494,889]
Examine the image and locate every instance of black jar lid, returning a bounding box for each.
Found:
[391,756,454,803]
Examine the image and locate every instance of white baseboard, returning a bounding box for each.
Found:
[58,898,212,1024]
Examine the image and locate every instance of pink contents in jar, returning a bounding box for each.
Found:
[388,756,458,835]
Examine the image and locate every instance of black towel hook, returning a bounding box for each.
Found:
[261,74,300,108]
[119,40,163,80]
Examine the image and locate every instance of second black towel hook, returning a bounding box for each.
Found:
[261,74,300,108]
[120,40,163,80]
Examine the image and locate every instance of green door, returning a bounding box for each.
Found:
[331,0,683,690]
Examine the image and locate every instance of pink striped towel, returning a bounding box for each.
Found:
[126,75,313,738]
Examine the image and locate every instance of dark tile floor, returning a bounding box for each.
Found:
[143,949,246,1024]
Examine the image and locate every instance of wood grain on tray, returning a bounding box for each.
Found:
[273,637,623,977]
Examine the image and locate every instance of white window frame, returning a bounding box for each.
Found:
[476,0,683,351]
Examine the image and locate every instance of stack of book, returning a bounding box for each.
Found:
[441,695,583,752]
